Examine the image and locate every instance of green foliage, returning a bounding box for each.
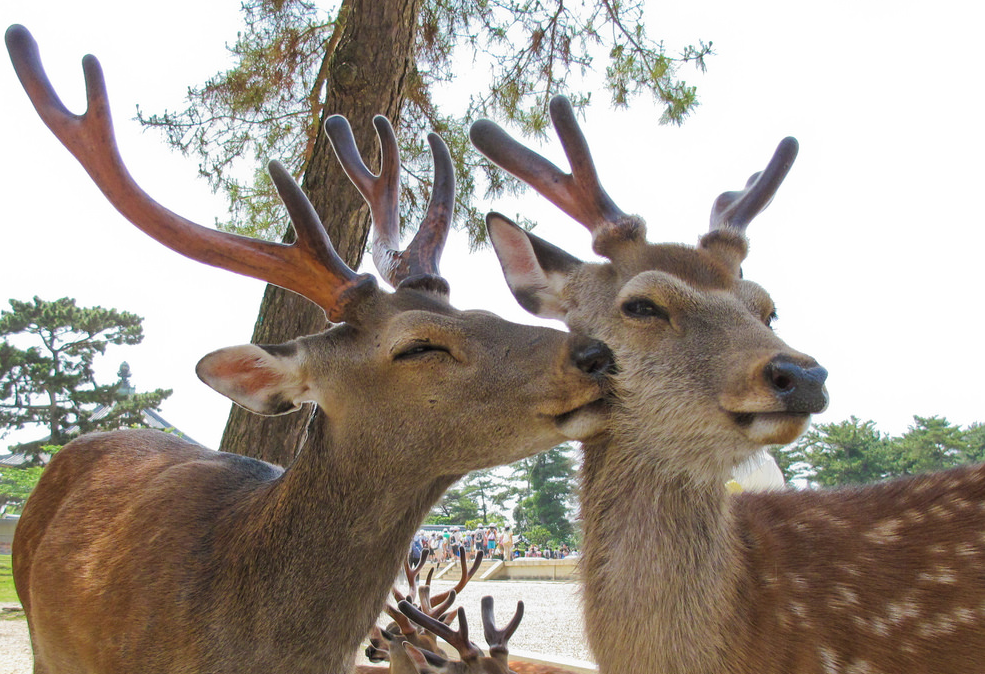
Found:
[0,464,46,514]
[523,524,555,548]
[426,485,480,525]
[0,555,17,605]
[0,298,171,456]
[138,0,712,246]
[895,415,968,475]
[512,444,577,545]
[780,417,892,486]
[778,415,984,487]
[964,423,985,463]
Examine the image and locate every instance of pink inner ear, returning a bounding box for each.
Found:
[489,219,544,286]
[236,359,283,395]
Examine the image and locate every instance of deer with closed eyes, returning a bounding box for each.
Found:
[6,28,612,674]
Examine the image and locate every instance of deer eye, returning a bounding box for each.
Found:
[393,340,451,360]
[766,310,778,328]
[621,298,670,321]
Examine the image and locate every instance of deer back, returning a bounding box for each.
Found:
[7,30,612,674]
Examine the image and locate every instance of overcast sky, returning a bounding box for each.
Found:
[2,0,983,451]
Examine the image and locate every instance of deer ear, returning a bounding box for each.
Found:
[486,212,582,320]
[402,642,448,674]
[196,343,310,416]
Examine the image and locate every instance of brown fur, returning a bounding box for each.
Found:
[14,288,610,674]
[494,222,985,673]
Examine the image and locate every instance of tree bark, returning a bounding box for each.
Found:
[218,0,420,464]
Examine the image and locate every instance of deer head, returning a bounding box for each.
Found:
[6,29,612,674]
[470,96,826,480]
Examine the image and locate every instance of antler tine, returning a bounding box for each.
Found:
[5,25,376,323]
[397,132,454,284]
[385,599,419,638]
[430,550,483,606]
[420,587,456,619]
[481,596,524,663]
[710,136,799,233]
[398,601,483,663]
[470,95,644,257]
[324,115,452,292]
[405,548,430,601]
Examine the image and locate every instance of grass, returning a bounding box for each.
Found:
[0,554,19,604]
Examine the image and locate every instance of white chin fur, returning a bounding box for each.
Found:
[555,402,609,441]
[743,413,811,447]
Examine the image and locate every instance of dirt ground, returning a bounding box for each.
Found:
[0,579,593,672]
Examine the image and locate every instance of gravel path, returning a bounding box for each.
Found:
[0,580,593,671]
[0,606,30,674]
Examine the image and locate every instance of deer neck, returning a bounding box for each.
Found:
[212,410,457,672]
[579,428,747,674]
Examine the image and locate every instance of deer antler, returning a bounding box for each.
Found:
[429,550,483,606]
[4,24,377,323]
[404,548,430,603]
[418,585,457,620]
[398,601,483,664]
[324,115,453,293]
[480,595,524,666]
[709,137,799,233]
[470,96,645,257]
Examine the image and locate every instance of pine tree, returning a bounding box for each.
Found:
[512,444,577,544]
[0,297,171,460]
[780,417,891,486]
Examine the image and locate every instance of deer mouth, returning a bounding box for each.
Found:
[552,397,611,440]
[728,410,812,446]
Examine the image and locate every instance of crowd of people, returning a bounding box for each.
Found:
[409,525,576,565]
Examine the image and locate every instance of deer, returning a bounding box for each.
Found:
[470,95,985,673]
[372,551,486,661]
[357,596,525,674]
[5,27,613,674]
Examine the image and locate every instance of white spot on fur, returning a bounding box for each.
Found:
[918,566,957,584]
[864,518,902,543]
[836,585,859,607]
[954,607,976,624]
[845,659,876,674]
[887,597,921,624]
[955,542,979,558]
[818,646,839,674]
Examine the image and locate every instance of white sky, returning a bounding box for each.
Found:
[2,0,983,451]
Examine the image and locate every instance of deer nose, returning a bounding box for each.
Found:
[571,338,615,376]
[764,357,828,413]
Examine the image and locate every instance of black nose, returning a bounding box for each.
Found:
[572,338,615,376]
[764,357,828,413]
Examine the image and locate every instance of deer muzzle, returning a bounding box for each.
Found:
[763,355,828,414]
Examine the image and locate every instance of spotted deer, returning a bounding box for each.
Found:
[6,28,612,674]
[471,96,985,673]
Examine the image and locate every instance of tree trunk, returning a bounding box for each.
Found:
[218,0,421,465]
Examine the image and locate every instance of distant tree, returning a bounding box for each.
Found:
[0,460,50,514]
[781,417,891,487]
[0,297,171,460]
[426,485,480,525]
[512,444,577,544]
[964,423,985,464]
[459,468,511,524]
[893,415,968,476]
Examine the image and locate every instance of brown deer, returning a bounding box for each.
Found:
[6,28,612,674]
[371,596,524,674]
[471,95,985,673]
[375,551,485,661]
